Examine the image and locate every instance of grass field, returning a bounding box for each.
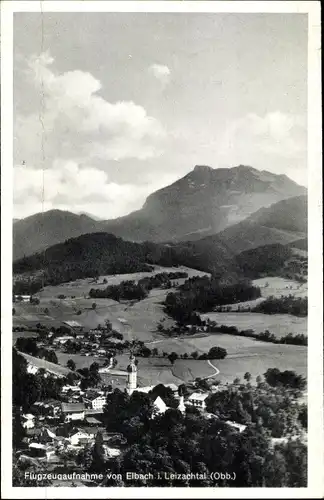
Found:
[253,277,307,298]
[37,266,209,299]
[200,312,307,338]
[13,268,307,387]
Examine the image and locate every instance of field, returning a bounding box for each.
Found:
[13,268,307,387]
[253,277,307,298]
[200,312,307,338]
[36,265,210,299]
[224,277,308,312]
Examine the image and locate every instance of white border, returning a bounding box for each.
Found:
[1,1,323,498]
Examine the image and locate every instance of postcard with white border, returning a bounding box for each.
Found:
[1,1,323,498]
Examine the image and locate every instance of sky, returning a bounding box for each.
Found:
[13,12,308,220]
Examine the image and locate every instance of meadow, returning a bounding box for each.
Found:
[13,268,307,387]
[200,312,307,338]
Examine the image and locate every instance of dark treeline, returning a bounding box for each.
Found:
[89,271,188,301]
[252,295,307,317]
[236,243,307,283]
[213,325,307,346]
[235,244,293,279]
[164,276,261,324]
[15,337,58,363]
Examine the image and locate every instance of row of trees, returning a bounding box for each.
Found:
[252,295,308,317]
[89,271,188,301]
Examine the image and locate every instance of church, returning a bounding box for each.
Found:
[125,354,186,415]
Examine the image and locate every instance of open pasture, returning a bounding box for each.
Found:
[253,276,307,298]
[55,351,106,370]
[200,311,307,338]
[37,266,209,299]
[140,333,307,383]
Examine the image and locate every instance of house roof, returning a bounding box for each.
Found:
[153,396,168,413]
[84,390,102,400]
[188,392,209,401]
[63,320,83,328]
[86,417,102,425]
[61,403,85,413]
[225,420,247,432]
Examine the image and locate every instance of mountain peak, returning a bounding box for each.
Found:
[193,165,213,173]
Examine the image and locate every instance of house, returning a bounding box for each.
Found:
[98,366,111,374]
[33,399,62,417]
[152,396,168,417]
[225,420,247,433]
[83,391,107,411]
[28,443,56,460]
[61,402,85,422]
[22,413,35,429]
[63,320,84,332]
[187,392,209,410]
[61,385,82,394]
[68,428,96,446]
[53,336,75,345]
[14,295,31,303]
[85,416,102,426]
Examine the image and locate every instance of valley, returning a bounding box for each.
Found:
[13,264,307,387]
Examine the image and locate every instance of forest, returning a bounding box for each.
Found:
[163,277,261,324]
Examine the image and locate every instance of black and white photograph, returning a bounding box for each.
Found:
[1,1,323,497]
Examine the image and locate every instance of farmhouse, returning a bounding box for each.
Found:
[61,402,86,422]
[152,396,168,417]
[14,295,31,302]
[187,392,209,410]
[225,420,247,433]
[53,336,75,345]
[27,442,55,460]
[21,413,35,429]
[83,391,107,411]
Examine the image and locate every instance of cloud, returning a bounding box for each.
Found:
[215,111,307,184]
[222,111,306,158]
[148,63,171,87]
[15,51,166,167]
[13,51,173,218]
[13,160,178,220]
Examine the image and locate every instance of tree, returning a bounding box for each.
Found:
[152,348,158,357]
[90,362,100,373]
[92,432,106,472]
[168,352,178,365]
[191,351,199,359]
[66,359,76,371]
[244,372,252,383]
[46,350,58,364]
[208,346,227,359]
[92,303,97,310]
[105,319,112,332]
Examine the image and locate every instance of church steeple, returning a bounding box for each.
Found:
[126,354,137,395]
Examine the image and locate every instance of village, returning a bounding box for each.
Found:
[13,306,250,484]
